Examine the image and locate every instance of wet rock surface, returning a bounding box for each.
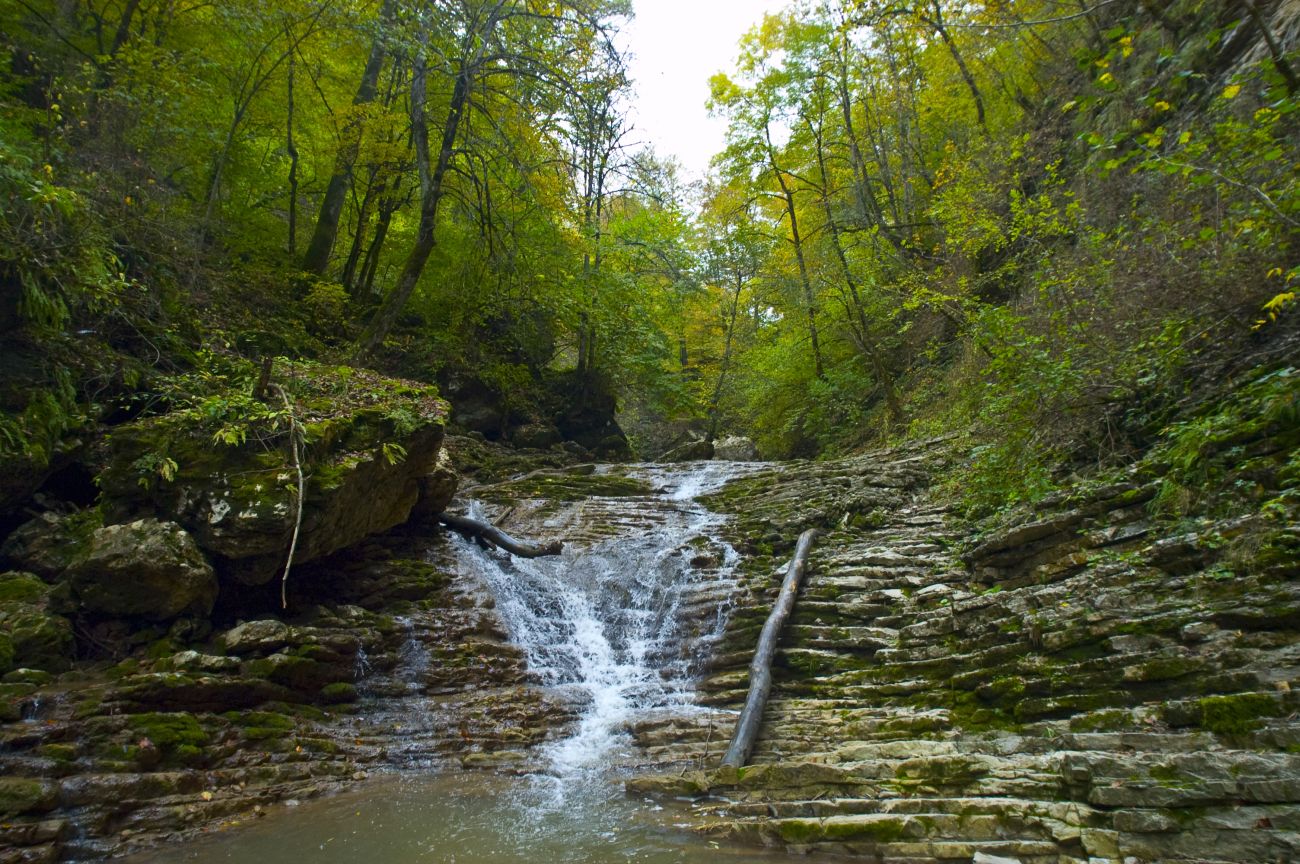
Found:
[626,437,1300,864]
[67,519,218,621]
[0,527,562,861]
[4,424,1298,863]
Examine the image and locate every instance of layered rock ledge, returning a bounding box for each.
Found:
[626,429,1300,863]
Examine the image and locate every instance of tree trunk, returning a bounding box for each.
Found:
[352,50,472,361]
[722,529,818,768]
[286,41,299,255]
[358,178,401,295]
[301,0,396,274]
[925,2,987,132]
[437,512,563,558]
[352,0,508,360]
[342,172,381,291]
[833,29,889,237]
[1243,0,1298,95]
[808,126,903,428]
[707,275,743,440]
[777,178,824,381]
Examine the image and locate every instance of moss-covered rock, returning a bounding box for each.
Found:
[0,510,96,579]
[226,710,296,740]
[1198,692,1284,738]
[127,712,210,766]
[65,519,217,621]
[0,777,57,816]
[476,470,652,503]
[244,652,341,695]
[0,571,74,674]
[319,681,357,704]
[94,363,450,585]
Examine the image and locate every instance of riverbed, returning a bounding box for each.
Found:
[125,769,807,863]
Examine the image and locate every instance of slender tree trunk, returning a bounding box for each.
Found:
[707,276,743,439]
[358,182,400,295]
[109,0,142,56]
[301,0,396,274]
[924,2,987,132]
[1243,0,1298,95]
[834,31,888,236]
[808,127,903,427]
[769,148,823,380]
[286,41,299,256]
[352,53,471,361]
[352,0,508,361]
[342,172,381,291]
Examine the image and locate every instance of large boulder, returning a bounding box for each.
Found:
[712,436,760,461]
[220,619,291,656]
[510,422,561,450]
[67,519,218,620]
[545,370,631,458]
[661,438,714,463]
[0,512,85,579]
[0,571,74,674]
[409,449,459,523]
[94,369,450,585]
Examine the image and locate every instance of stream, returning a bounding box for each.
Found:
[127,461,795,863]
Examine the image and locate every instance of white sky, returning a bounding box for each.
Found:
[622,0,784,183]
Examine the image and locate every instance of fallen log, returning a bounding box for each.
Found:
[437,511,563,558]
[722,527,819,768]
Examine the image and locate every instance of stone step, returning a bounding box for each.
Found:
[715,794,1096,826]
[731,809,1070,844]
[704,816,1066,862]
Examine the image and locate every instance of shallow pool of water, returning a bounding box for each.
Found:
[127,771,794,863]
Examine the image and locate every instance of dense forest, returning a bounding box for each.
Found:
[1,0,1297,514]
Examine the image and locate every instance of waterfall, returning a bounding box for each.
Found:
[446,461,755,777]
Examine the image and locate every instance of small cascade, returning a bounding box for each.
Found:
[447,460,757,778]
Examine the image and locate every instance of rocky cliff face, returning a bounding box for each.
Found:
[628,413,1300,863]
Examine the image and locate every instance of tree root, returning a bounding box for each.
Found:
[269,383,306,610]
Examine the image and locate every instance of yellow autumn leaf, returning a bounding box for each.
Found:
[1222,84,1241,99]
[1263,292,1295,312]
[201,791,214,801]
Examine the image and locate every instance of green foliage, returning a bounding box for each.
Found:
[0,138,125,335]
[1150,366,1300,517]
[0,366,80,467]
[2,0,1297,505]
[157,351,290,449]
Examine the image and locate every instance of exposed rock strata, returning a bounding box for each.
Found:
[627,438,1300,863]
[0,532,565,861]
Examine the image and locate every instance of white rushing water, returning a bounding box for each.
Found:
[126,461,795,864]
[447,461,757,779]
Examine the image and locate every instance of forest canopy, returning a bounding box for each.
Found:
[1,0,1297,513]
